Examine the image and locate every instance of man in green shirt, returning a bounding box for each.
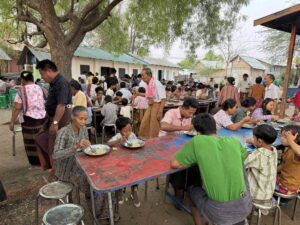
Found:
[171,113,252,225]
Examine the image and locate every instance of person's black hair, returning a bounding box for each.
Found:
[171,85,177,92]
[227,77,235,85]
[35,78,41,83]
[281,125,300,145]
[104,95,112,103]
[253,124,277,145]
[116,117,132,131]
[36,59,58,72]
[192,113,217,135]
[116,91,123,97]
[111,68,117,74]
[182,97,199,109]
[222,99,237,111]
[120,82,126,88]
[70,79,82,91]
[185,87,191,92]
[87,72,93,76]
[214,84,219,88]
[138,87,146,93]
[121,98,128,106]
[241,97,256,108]
[197,83,205,89]
[165,86,171,91]
[267,74,275,81]
[108,80,118,88]
[92,76,99,84]
[95,86,104,93]
[261,98,274,115]
[243,73,249,77]
[137,74,142,78]
[255,76,262,84]
[20,71,34,82]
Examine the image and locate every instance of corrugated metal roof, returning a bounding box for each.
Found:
[27,47,51,61]
[0,48,11,60]
[74,46,147,65]
[144,57,180,68]
[239,55,266,70]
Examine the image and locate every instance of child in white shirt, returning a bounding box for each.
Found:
[120,98,132,119]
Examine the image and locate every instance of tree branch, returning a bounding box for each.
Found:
[57,0,77,22]
[80,0,104,21]
[82,0,123,33]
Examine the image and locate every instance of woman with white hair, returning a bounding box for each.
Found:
[53,106,114,224]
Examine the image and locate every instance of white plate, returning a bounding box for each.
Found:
[83,144,111,156]
[122,139,145,149]
[183,131,198,136]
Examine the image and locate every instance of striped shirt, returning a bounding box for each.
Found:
[53,124,88,181]
[244,147,277,201]
[217,84,240,106]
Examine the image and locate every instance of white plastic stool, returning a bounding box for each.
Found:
[274,191,299,221]
[42,204,85,225]
[36,181,73,225]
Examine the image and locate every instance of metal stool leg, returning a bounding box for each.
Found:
[77,186,81,204]
[156,178,159,190]
[102,126,105,143]
[35,195,40,225]
[81,221,85,225]
[292,196,299,220]
[12,132,16,156]
[164,175,170,202]
[257,209,262,225]
[113,125,117,135]
[249,207,254,225]
[278,205,282,225]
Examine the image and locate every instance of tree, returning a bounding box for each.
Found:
[203,50,223,61]
[259,29,300,64]
[87,0,249,56]
[178,55,198,69]
[0,0,249,79]
[0,0,123,79]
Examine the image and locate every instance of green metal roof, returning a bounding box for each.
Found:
[74,46,147,65]
[239,55,266,70]
[27,47,51,61]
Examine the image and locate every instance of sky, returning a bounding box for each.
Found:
[149,0,296,63]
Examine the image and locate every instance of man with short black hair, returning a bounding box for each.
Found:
[35,59,72,169]
[171,113,252,225]
[238,73,251,102]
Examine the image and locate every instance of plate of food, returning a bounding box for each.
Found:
[183,130,198,136]
[242,124,256,129]
[83,144,111,156]
[123,139,145,149]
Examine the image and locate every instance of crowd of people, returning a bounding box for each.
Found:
[2,59,300,225]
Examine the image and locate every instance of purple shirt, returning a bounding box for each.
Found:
[251,108,272,122]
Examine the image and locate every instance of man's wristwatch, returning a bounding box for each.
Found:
[53,120,59,125]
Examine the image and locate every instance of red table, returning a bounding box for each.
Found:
[76,134,191,225]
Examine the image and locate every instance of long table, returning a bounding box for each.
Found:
[75,127,280,225]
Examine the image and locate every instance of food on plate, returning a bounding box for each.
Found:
[90,147,107,155]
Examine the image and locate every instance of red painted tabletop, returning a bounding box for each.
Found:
[76,134,192,192]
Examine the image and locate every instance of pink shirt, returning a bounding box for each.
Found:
[159,107,192,136]
[14,84,46,121]
[213,109,233,129]
[133,96,148,109]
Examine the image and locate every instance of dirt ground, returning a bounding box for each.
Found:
[0,108,299,225]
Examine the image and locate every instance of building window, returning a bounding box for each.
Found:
[119,68,126,78]
[80,65,90,74]
[101,67,110,77]
[132,69,138,76]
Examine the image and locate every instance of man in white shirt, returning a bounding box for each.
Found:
[106,82,117,97]
[264,74,280,100]
[238,73,251,102]
[119,82,132,101]
[264,74,280,112]
[138,68,166,139]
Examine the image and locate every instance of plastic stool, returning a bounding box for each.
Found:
[274,191,299,221]
[101,123,117,143]
[36,181,73,225]
[248,198,281,225]
[42,204,85,225]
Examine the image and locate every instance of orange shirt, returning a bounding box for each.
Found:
[250,84,265,100]
[278,148,300,190]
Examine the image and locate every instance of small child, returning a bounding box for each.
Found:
[132,87,148,110]
[101,95,118,126]
[120,98,132,119]
[107,117,140,207]
[244,124,278,205]
[276,125,300,195]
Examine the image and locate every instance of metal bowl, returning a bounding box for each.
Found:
[122,139,145,149]
[83,144,111,156]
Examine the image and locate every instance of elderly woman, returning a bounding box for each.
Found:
[53,106,113,224]
[10,71,46,165]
